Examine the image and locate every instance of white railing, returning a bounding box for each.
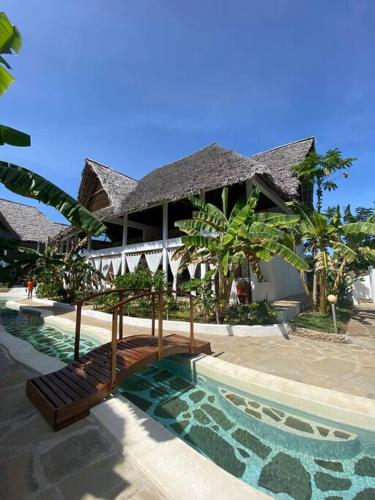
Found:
[84,237,182,259]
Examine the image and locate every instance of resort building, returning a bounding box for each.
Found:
[0,198,65,253]
[60,137,315,302]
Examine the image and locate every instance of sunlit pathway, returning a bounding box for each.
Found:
[0,345,163,500]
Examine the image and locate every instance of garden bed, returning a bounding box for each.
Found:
[288,304,352,342]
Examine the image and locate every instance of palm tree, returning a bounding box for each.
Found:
[174,187,308,318]
[290,203,375,313]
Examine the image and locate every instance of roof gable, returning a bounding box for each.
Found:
[78,159,138,218]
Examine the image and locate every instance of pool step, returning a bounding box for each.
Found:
[26,333,211,430]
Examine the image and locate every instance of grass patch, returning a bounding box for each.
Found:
[290,305,352,334]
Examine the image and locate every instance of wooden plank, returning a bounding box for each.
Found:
[32,378,66,409]
[45,374,75,404]
[55,370,93,398]
[48,373,85,402]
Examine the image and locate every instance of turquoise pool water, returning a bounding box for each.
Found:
[1,300,375,499]
[0,300,98,362]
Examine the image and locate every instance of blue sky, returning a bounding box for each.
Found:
[1,0,374,223]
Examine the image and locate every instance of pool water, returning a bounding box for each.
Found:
[120,362,375,500]
[1,300,375,499]
[0,300,98,362]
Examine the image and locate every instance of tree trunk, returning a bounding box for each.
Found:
[312,249,318,309]
[300,271,314,310]
[319,270,327,314]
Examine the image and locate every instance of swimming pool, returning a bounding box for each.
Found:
[1,300,374,499]
[0,300,98,362]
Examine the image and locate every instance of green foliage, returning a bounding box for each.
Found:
[293,149,355,213]
[224,302,278,326]
[175,187,307,318]
[289,202,375,312]
[112,265,166,292]
[36,282,61,300]
[180,273,218,322]
[0,162,106,236]
[291,304,352,334]
[0,12,22,96]
[0,12,106,237]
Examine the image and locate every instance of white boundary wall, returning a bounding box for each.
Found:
[352,267,375,304]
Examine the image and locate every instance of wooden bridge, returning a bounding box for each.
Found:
[26,290,211,430]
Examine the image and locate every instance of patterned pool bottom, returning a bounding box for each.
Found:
[120,364,375,500]
[0,305,98,363]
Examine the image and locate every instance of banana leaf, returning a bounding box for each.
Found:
[0,161,106,236]
[0,124,30,146]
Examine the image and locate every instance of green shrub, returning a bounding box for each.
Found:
[36,282,61,300]
[224,301,278,325]
[112,266,166,292]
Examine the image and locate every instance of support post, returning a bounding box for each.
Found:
[158,293,163,359]
[122,215,128,275]
[119,290,124,339]
[74,302,82,360]
[151,294,156,336]
[111,307,118,391]
[87,235,92,251]
[162,203,168,276]
[189,294,194,352]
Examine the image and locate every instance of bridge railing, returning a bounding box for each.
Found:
[74,289,195,391]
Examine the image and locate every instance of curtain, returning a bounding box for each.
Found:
[168,249,182,291]
[145,251,163,274]
[101,257,112,277]
[126,253,142,272]
[111,256,122,276]
[229,279,239,305]
[93,258,101,271]
[188,263,197,279]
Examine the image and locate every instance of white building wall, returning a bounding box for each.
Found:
[352,267,375,304]
[252,256,305,302]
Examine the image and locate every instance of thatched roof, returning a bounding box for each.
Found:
[0,198,66,242]
[250,136,315,194]
[78,159,138,218]
[120,136,315,214]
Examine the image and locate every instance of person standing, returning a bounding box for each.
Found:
[26,279,34,299]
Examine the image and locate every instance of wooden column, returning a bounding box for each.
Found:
[87,235,92,251]
[121,214,128,274]
[162,203,168,275]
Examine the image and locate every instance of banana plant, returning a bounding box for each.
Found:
[290,202,375,313]
[174,187,308,318]
[0,12,106,237]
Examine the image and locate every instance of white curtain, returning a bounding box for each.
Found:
[101,257,112,277]
[145,251,163,274]
[188,263,197,279]
[111,256,122,276]
[229,279,239,305]
[93,258,101,271]
[126,253,142,272]
[168,249,182,291]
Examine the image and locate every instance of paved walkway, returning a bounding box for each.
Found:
[0,345,163,500]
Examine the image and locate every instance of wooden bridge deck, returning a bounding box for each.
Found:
[26,333,211,430]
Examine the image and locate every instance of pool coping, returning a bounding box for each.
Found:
[25,296,287,337]
[0,300,269,499]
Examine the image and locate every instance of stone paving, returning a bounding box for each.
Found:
[0,346,163,500]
